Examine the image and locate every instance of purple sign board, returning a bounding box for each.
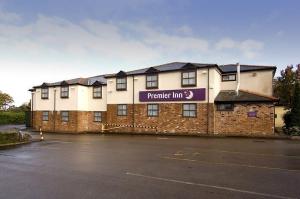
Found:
[247,111,257,117]
[139,88,206,102]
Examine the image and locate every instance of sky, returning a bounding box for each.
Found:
[0,0,299,105]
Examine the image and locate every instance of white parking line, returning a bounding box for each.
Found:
[126,172,296,199]
[162,156,300,172]
[185,148,300,159]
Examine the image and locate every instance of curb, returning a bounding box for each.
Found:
[0,140,32,150]
[27,130,294,140]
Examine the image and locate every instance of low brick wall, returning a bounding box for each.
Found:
[214,103,275,135]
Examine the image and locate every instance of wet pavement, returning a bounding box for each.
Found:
[0,133,300,199]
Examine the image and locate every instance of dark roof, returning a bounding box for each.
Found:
[215,90,278,103]
[105,62,217,77]
[219,64,276,74]
[33,75,107,89]
[31,62,277,89]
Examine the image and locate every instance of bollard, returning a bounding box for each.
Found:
[39,128,44,141]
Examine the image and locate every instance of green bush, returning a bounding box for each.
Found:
[0,111,25,125]
[0,131,31,145]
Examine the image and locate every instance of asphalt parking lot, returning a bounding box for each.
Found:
[0,133,300,199]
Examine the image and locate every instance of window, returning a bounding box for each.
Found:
[146,74,158,89]
[182,104,197,117]
[61,86,69,98]
[182,71,196,87]
[116,77,127,91]
[217,104,234,111]
[42,111,49,121]
[222,74,236,81]
[94,112,102,122]
[117,104,127,116]
[93,86,102,98]
[61,111,69,122]
[147,104,159,117]
[41,88,49,99]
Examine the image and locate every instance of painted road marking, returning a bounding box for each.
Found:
[126,172,296,199]
[163,156,300,172]
[184,148,300,159]
[157,137,169,140]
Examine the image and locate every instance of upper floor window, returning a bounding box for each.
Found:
[42,111,49,121]
[117,104,127,116]
[182,71,196,87]
[217,103,234,111]
[147,104,159,117]
[222,74,236,81]
[41,88,49,99]
[61,111,69,122]
[61,86,69,98]
[182,103,197,117]
[93,86,102,98]
[116,77,127,91]
[146,74,158,89]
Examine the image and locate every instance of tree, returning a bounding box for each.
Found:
[283,80,300,135]
[274,65,296,107]
[0,91,14,110]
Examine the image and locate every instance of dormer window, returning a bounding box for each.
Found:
[146,74,158,89]
[60,81,69,98]
[182,70,196,87]
[61,86,69,98]
[93,86,102,98]
[116,77,127,91]
[41,88,49,99]
[222,74,236,81]
[116,71,127,91]
[92,81,102,98]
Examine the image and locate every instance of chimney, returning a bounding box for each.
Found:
[236,62,240,95]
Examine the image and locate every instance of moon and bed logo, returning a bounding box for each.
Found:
[183,90,194,99]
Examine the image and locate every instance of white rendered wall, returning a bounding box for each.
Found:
[32,85,107,111]
[221,70,274,96]
[107,68,216,104]
[107,76,134,104]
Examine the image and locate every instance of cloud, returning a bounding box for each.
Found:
[215,38,264,59]
[0,9,21,23]
[0,10,267,105]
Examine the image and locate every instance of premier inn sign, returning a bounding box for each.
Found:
[139,88,206,102]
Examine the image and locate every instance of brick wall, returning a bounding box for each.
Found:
[32,111,106,133]
[214,103,275,135]
[106,103,212,134]
[33,103,275,135]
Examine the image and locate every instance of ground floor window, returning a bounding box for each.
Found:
[182,103,197,117]
[61,111,69,122]
[117,104,127,116]
[42,111,49,121]
[147,104,159,117]
[217,103,234,111]
[94,111,102,122]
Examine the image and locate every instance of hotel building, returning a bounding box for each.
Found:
[29,62,277,136]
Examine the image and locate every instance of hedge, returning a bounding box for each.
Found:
[0,131,31,145]
[0,111,25,125]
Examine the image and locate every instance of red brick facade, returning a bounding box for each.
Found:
[33,103,274,135]
[33,111,106,133]
[214,103,275,135]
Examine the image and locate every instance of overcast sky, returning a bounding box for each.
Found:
[0,0,299,105]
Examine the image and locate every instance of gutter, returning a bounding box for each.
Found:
[53,88,56,132]
[207,68,210,134]
[31,92,34,127]
[132,75,135,132]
